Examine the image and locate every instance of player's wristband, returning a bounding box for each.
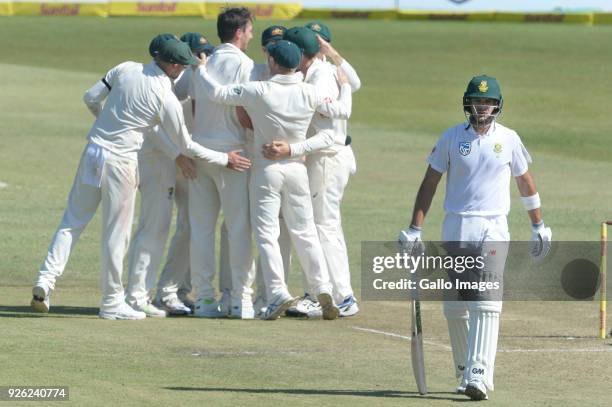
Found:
[521,193,541,211]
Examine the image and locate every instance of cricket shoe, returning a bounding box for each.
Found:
[230,299,255,319]
[261,293,297,321]
[219,290,231,315]
[285,294,322,318]
[31,285,50,313]
[178,292,195,311]
[317,292,340,320]
[99,303,146,320]
[193,298,227,318]
[155,297,192,316]
[464,381,488,401]
[456,377,467,395]
[338,295,359,317]
[252,295,267,318]
[132,302,167,318]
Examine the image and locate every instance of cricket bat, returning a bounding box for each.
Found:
[411,299,427,395]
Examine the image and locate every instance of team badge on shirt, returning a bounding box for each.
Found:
[493,143,503,154]
[233,87,242,95]
[459,141,471,156]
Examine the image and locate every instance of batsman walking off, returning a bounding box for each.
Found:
[399,75,552,400]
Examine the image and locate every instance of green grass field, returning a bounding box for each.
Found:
[1,17,611,406]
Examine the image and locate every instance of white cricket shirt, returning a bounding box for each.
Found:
[83,61,227,166]
[428,122,532,216]
[195,69,350,166]
[304,58,352,152]
[191,43,254,152]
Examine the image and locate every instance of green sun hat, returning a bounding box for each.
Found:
[149,33,177,58]
[266,40,302,69]
[157,37,198,66]
[261,25,287,47]
[305,21,331,42]
[283,26,319,57]
[180,32,215,57]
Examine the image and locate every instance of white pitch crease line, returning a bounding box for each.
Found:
[352,326,612,354]
[352,326,452,350]
[0,181,7,189]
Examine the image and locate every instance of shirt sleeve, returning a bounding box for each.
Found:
[157,90,228,167]
[82,62,127,117]
[82,81,109,117]
[195,66,260,107]
[339,60,361,93]
[173,68,192,102]
[290,119,335,157]
[314,84,352,120]
[510,134,532,177]
[427,133,450,174]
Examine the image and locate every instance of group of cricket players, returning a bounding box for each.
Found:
[28,6,554,402]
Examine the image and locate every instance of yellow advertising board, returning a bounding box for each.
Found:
[108,2,203,17]
[11,2,107,16]
[203,2,301,20]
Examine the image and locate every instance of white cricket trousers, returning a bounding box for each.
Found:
[442,213,509,391]
[306,146,356,303]
[125,149,190,306]
[188,160,254,303]
[35,142,138,311]
[250,161,333,302]
[156,170,191,302]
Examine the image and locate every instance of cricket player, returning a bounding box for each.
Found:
[398,75,552,400]
[124,33,216,317]
[241,25,295,317]
[195,39,352,320]
[189,7,257,319]
[286,25,361,317]
[30,37,249,320]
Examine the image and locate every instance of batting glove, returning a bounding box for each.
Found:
[398,226,425,256]
[530,221,552,262]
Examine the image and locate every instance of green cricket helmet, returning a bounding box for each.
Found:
[463,75,503,128]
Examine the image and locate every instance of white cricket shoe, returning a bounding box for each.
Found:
[230,301,255,320]
[31,285,50,313]
[338,295,359,317]
[286,294,322,318]
[456,377,467,394]
[317,292,339,320]
[99,303,146,320]
[465,381,488,401]
[132,302,167,318]
[193,298,227,318]
[155,297,192,316]
[177,293,195,311]
[261,294,296,321]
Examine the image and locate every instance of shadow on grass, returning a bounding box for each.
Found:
[0,305,98,318]
[165,387,468,401]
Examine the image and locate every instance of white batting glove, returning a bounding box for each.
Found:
[398,226,425,256]
[530,221,552,262]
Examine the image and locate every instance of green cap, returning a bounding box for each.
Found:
[283,26,319,57]
[157,37,199,66]
[261,25,287,47]
[149,33,177,58]
[180,32,215,57]
[464,75,502,101]
[305,21,331,43]
[266,40,302,69]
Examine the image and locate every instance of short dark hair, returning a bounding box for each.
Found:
[217,7,253,43]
